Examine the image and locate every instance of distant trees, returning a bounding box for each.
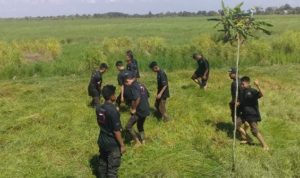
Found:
[2,4,300,20]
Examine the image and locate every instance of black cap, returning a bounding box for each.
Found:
[115,61,123,67]
[149,61,158,69]
[228,67,237,74]
[124,71,135,80]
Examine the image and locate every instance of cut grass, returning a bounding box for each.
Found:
[0,65,299,177]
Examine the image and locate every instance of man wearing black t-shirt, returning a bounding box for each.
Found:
[88,63,108,107]
[149,61,170,122]
[240,76,269,150]
[124,73,150,145]
[126,50,140,78]
[96,85,125,177]
[115,61,131,108]
[191,53,210,89]
[228,68,250,143]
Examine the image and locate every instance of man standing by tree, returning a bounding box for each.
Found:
[149,61,170,122]
[191,53,210,89]
[228,68,250,143]
[96,85,125,178]
[88,63,108,107]
[240,76,269,150]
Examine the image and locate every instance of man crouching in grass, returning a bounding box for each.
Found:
[240,76,269,151]
[96,85,125,177]
[191,53,210,90]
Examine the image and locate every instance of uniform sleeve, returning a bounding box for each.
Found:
[204,60,209,70]
[161,72,168,86]
[129,85,140,101]
[110,110,122,131]
[253,89,261,99]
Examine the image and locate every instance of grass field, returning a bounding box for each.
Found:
[0,16,300,79]
[0,15,300,177]
[1,64,300,177]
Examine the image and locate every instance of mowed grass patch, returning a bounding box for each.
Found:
[0,65,299,177]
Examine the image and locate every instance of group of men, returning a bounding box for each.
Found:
[87,50,170,177]
[87,51,268,177]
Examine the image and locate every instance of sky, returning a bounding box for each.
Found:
[0,0,300,18]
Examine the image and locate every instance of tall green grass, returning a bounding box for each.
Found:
[0,16,300,79]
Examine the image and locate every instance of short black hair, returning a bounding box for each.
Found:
[100,63,108,69]
[102,85,116,100]
[192,53,203,59]
[115,61,123,67]
[126,50,134,59]
[192,53,198,59]
[149,61,158,69]
[241,76,251,83]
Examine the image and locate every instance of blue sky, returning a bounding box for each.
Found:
[0,0,299,18]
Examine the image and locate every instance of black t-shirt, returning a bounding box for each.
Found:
[127,59,140,78]
[96,102,122,151]
[231,78,241,101]
[196,58,210,76]
[240,88,262,120]
[128,81,150,118]
[89,71,102,90]
[157,69,170,99]
[117,70,130,86]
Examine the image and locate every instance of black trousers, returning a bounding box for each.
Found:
[229,102,242,123]
[125,114,146,141]
[98,148,121,178]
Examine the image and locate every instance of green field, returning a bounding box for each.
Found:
[1,16,300,177]
[0,16,300,79]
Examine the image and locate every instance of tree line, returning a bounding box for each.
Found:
[1,4,300,20]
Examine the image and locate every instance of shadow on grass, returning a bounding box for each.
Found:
[181,83,195,90]
[89,155,100,178]
[149,107,163,121]
[205,120,234,139]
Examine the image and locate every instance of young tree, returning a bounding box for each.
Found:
[209,1,272,171]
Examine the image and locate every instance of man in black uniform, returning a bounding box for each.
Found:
[228,68,250,143]
[115,61,131,108]
[96,85,126,178]
[88,63,108,107]
[126,50,140,78]
[149,61,170,122]
[191,53,210,89]
[124,73,150,145]
[240,76,269,150]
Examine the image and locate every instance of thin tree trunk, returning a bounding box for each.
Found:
[232,35,240,172]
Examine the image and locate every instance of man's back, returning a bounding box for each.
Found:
[96,102,122,151]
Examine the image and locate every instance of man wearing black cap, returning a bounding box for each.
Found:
[124,73,150,145]
[228,67,250,143]
[88,63,108,107]
[115,61,131,108]
[149,61,170,122]
[191,53,210,89]
[96,85,125,178]
[126,50,140,78]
